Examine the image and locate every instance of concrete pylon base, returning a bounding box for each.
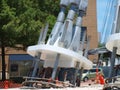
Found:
[27,44,93,69]
[106,33,120,55]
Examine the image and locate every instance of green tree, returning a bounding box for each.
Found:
[0,0,16,81]
[0,0,59,80]
[7,0,59,49]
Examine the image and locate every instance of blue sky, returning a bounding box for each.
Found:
[97,0,109,33]
[97,0,116,43]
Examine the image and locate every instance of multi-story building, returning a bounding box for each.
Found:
[83,0,98,61]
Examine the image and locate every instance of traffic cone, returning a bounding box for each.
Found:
[55,77,59,85]
[4,80,9,89]
[96,75,99,84]
[48,78,52,83]
[96,68,99,84]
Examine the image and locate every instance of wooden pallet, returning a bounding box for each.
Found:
[22,77,74,89]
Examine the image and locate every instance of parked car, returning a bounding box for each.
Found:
[82,68,104,82]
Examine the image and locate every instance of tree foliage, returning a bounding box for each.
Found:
[0,0,60,48]
[0,0,16,46]
[0,0,60,80]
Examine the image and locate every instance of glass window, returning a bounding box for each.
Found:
[90,69,96,73]
[83,70,88,73]
[11,64,18,72]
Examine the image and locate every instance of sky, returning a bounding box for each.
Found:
[97,0,117,43]
[97,0,109,32]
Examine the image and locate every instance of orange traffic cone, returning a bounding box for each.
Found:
[96,74,99,84]
[55,77,59,85]
[48,78,52,83]
[96,67,99,84]
[4,80,9,89]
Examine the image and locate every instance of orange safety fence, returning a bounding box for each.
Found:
[0,80,21,89]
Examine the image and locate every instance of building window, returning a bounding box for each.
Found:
[10,64,18,72]
[80,27,87,41]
